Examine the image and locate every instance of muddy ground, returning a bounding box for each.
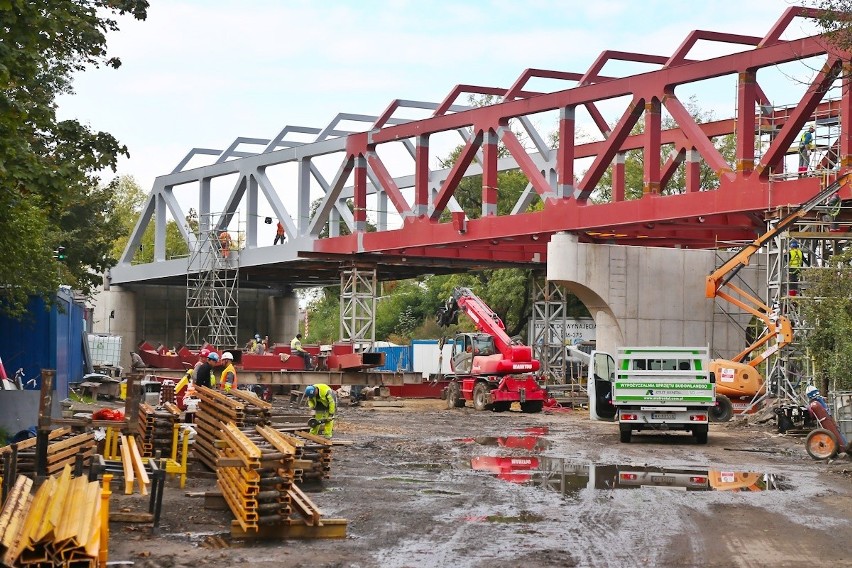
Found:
[108,399,852,568]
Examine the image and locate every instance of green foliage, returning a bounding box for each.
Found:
[0,1,149,317]
[800,249,852,390]
[304,287,341,343]
[594,97,734,203]
[108,175,191,262]
[811,1,852,50]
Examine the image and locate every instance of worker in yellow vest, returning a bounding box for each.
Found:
[219,351,238,392]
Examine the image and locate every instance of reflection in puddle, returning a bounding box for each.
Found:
[470,457,792,494]
[457,427,551,452]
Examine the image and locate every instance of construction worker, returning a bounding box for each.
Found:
[195,352,218,388]
[291,333,313,370]
[798,125,816,173]
[219,352,238,392]
[788,240,807,294]
[304,384,337,437]
[274,221,286,245]
[218,230,232,258]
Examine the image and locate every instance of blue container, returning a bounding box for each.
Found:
[375,345,412,372]
[0,287,86,398]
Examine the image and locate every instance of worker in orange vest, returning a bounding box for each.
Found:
[218,231,232,258]
[218,352,238,392]
[274,221,286,245]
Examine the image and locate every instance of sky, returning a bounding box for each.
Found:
[56,0,823,234]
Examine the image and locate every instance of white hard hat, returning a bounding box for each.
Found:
[221,352,234,361]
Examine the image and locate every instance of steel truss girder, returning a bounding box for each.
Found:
[112,7,852,288]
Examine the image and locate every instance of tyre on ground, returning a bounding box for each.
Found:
[472,382,490,411]
[619,424,632,443]
[805,428,839,460]
[709,394,734,423]
[693,425,709,444]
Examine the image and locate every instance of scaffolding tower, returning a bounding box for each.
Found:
[339,264,376,346]
[529,280,570,386]
[185,220,239,349]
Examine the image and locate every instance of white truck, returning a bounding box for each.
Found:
[579,346,716,444]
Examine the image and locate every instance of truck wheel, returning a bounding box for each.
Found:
[619,424,632,443]
[446,382,463,410]
[520,401,543,413]
[806,428,839,460]
[693,425,709,445]
[709,395,733,423]
[472,382,490,411]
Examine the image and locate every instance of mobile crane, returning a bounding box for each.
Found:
[705,173,850,411]
[436,287,547,413]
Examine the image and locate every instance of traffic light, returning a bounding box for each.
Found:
[54,246,66,261]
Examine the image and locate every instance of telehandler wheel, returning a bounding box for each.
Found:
[472,382,490,411]
[709,394,734,423]
[693,425,709,445]
[446,382,464,410]
[619,424,632,443]
[806,428,839,460]
[520,401,544,413]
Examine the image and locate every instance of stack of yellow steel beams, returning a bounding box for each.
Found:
[0,428,96,478]
[136,402,180,458]
[193,386,271,470]
[0,467,112,567]
[217,422,303,531]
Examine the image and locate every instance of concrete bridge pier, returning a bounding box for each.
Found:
[546,232,758,356]
[267,290,300,347]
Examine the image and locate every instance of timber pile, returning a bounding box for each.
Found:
[215,423,335,533]
[0,466,109,567]
[0,428,96,479]
[136,402,180,458]
[193,386,271,470]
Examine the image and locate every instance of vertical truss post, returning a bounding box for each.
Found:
[186,214,240,349]
[339,264,376,347]
[530,280,568,386]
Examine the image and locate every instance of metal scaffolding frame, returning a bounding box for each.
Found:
[185,218,240,349]
[712,193,849,410]
[339,265,376,346]
[530,280,570,386]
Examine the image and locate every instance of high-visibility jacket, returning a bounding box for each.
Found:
[219,362,237,390]
[789,248,804,269]
[307,383,336,415]
[291,336,304,353]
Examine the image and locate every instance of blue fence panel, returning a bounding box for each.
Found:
[0,288,85,399]
[375,345,412,372]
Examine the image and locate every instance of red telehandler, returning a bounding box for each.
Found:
[436,287,547,413]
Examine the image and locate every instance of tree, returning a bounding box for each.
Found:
[594,96,735,203]
[799,248,852,390]
[811,1,852,50]
[0,1,149,317]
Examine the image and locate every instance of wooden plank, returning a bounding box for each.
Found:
[109,511,154,523]
[119,435,135,495]
[127,436,150,496]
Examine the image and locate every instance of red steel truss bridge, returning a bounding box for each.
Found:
[112,6,852,289]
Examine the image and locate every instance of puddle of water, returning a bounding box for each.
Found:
[469,456,792,495]
[457,427,552,452]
